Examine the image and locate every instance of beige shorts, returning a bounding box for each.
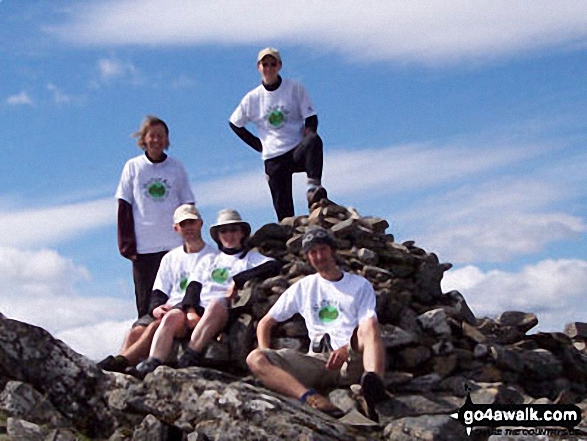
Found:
[262,348,364,392]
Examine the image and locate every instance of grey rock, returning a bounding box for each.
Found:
[473,344,490,358]
[380,324,417,349]
[522,349,563,381]
[490,344,524,372]
[0,381,70,428]
[0,319,115,438]
[328,388,358,413]
[358,248,379,265]
[417,309,451,337]
[378,394,461,422]
[6,417,48,441]
[132,414,182,441]
[432,341,454,356]
[442,291,476,325]
[462,322,486,343]
[383,414,468,441]
[396,346,432,370]
[564,322,587,339]
[399,374,443,393]
[497,311,538,333]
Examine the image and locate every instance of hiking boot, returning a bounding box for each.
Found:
[307,186,328,208]
[305,393,345,418]
[134,357,162,380]
[360,372,387,422]
[97,355,129,373]
[177,348,203,368]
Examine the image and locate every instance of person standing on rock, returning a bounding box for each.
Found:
[229,47,328,221]
[116,116,195,319]
[97,204,216,373]
[135,209,282,377]
[247,226,387,420]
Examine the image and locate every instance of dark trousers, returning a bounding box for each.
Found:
[264,133,323,221]
[132,251,167,319]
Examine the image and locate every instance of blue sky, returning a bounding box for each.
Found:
[1,0,586,360]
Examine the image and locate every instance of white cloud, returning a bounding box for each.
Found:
[323,143,544,197]
[6,91,34,106]
[0,141,566,248]
[401,168,587,263]
[56,320,133,361]
[97,57,140,83]
[0,198,115,247]
[0,246,136,360]
[46,0,587,64]
[441,259,587,332]
[46,83,81,105]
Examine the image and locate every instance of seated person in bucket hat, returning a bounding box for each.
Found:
[97,204,216,373]
[246,226,387,420]
[136,209,282,377]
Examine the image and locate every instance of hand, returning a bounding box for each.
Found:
[226,282,238,301]
[152,305,171,319]
[326,345,349,371]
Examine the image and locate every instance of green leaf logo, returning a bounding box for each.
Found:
[268,109,284,127]
[148,182,167,198]
[318,306,339,323]
[211,268,230,284]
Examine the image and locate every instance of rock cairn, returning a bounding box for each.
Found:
[0,199,586,440]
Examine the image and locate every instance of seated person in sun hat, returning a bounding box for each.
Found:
[246,226,387,420]
[135,208,282,377]
[97,204,217,373]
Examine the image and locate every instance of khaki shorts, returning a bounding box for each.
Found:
[262,348,364,392]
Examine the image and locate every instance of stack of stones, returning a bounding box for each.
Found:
[208,199,587,413]
[1,199,586,439]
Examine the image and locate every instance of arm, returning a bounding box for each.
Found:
[178,280,203,311]
[148,289,169,316]
[232,260,283,290]
[326,344,350,371]
[256,315,278,349]
[304,115,318,135]
[229,122,263,153]
[117,199,137,260]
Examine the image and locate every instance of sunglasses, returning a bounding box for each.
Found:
[218,225,242,234]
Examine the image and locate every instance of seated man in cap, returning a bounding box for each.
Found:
[97,204,217,373]
[136,208,282,377]
[246,226,387,420]
[229,47,327,221]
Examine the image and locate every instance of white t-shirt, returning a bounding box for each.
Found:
[229,79,316,160]
[268,272,377,352]
[116,154,195,254]
[188,250,273,308]
[152,243,217,307]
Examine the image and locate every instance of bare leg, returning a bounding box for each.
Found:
[150,309,188,362]
[120,326,144,353]
[246,349,308,399]
[120,321,161,366]
[356,317,385,376]
[187,300,228,352]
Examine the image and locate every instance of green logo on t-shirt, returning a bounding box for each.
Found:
[180,277,188,293]
[144,178,170,200]
[318,306,339,323]
[268,109,284,127]
[211,267,230,284]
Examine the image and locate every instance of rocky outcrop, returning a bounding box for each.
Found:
[1,200,586,440]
